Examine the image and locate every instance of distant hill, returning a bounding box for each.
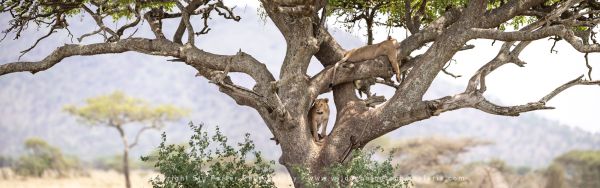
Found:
[1,10,599,168]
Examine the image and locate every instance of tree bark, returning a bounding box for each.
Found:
[3,0,600,187]
[366,19,374,45]
[116,127,132,188]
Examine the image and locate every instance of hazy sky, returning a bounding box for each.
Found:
[234,1,600,133]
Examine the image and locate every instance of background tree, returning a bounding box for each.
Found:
[64,91,188,188]
[552,150,600,188]
[367,136,490,176]
[544,163,568,188]
[14,137,80,177]
[1,0,600,187]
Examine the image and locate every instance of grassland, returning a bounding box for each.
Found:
[0,170,294,188]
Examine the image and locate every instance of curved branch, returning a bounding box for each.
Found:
[469,25,600,53]
[128,126,155,148]
[478,0,548,28]
[176,2,195,45]
[0,38,179,75]
[466,41,530,92]
[540,75,600,102]
[363,74,600,143]
[0,38,279,120]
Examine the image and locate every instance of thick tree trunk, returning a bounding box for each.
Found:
[116,127,132,188]
[272,101,370,187]
[1,0,595,187]
[278,121,348,188]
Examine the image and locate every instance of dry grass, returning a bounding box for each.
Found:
[0,170,294,188]
[0,170,155,188]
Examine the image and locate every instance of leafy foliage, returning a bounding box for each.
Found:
[13,137,80,177]
[327,0,565,42]
[0,0,175,22]
[65,91,188,188]
[553,150,600,188]
[327,0,470,37]
[294,149,412,188]
[367,136,490,176]
[141,122,276,188]
[64,91,188,127]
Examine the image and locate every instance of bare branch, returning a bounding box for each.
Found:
[195,66,266,108]
[1,38,178,76]
[173,0,241,44]
[584,53,593,80]
[19,27,57,57]
[82,5,118,40]
[128,126,155,148]
[540,75,600,102]
[441,60,462,78]
[77,27,103,42]
[466,41,530,92]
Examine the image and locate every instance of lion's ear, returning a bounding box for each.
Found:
[323,98,329,102]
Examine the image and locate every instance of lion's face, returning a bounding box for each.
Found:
[313,99,329,115]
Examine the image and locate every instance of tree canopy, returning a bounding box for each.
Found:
[1,0,600,187]
[64,91,187,188]
[64,91,188,127]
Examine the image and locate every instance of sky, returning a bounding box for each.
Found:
[232,1,600,133]
[1,0,596,133]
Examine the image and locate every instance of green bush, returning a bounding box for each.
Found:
[141,122,276,188]
[294,149,412,188]
[553,150,600,188]
[14,137,80,177]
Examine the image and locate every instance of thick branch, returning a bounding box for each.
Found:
[478,0,548,28]
[0,38,178,75]
[470,25,600,52]
[0,38,279,121]
[176,2,195,45]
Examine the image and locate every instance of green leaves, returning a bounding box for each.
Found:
[64,91,189,127]
[15,137,80,177]
[294,148,411,188]
[142,122,276,188]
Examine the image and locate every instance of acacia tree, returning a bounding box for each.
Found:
[64,91,188,188]
[1,0,600,187]
[367,136,491,176]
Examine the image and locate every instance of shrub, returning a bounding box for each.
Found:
[93,155,128,172]
[13,137,80,177]
[141,122,276,188]
[294,149,412,188]
[552,150,600,188]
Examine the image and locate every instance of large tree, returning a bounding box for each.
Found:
[1,0,600,187]
[64,91,188,188]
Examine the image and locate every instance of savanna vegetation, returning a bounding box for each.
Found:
[1,0,600,187]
